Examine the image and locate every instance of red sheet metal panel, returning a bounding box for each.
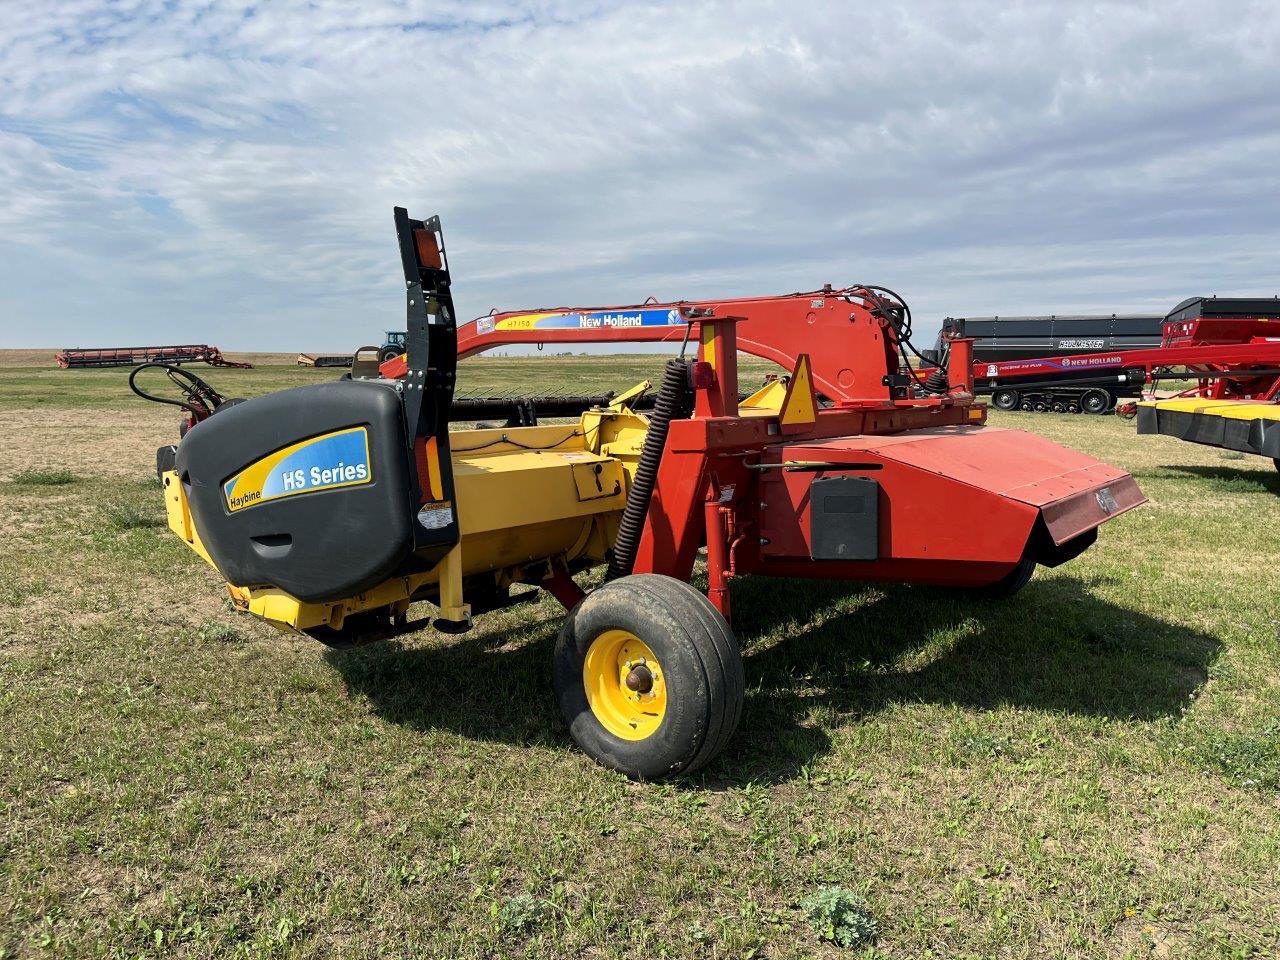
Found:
[834,426,1146,544]
[797,426,1129,495]
[760,430,1040,566]
[1036,475,1145,544]
[769,426,1145,560]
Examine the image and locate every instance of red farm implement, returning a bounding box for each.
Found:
[921,297,1280,415]
[56,344,252,369]
[140,208,1145,779]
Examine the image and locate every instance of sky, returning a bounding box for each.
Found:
[1,0,1279,353]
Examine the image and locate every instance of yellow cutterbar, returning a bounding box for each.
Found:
[1135,396,1280,469]
[1138,397,1280,421]
[161,398,656,635]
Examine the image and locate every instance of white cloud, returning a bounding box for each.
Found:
[0,0,1278,351]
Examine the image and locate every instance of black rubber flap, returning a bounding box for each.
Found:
[810,475,879,561]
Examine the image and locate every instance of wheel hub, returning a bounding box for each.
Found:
[582,631,668,741]
[625,662,655,694]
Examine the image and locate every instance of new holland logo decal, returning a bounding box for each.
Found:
[492,308,684,331]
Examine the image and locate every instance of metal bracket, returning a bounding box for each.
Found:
[392,207,462,562]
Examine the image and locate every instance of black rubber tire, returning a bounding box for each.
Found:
[1081,389,1111,415]
[992,390,1019,411]
[972,556,1036,600]
[1033,402,1047,412]
[1020,401,1033,411]
[553,574,743,780]
[1051,401,1066,413]
[378,346,401,363]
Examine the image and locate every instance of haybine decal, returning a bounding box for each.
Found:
[489,308,685,331]
[223,427,372,513]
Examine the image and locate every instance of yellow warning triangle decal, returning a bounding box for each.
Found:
[780,354,817,429]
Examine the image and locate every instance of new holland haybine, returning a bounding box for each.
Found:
[136,208,1145,779]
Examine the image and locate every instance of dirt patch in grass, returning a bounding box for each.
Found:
[0,406,178,480]
[0,349,63,367]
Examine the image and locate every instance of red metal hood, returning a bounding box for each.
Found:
[785,425,1146,546]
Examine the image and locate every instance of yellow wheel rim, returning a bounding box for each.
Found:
[582,630,667,741]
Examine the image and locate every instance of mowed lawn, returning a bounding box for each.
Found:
[1,358,1278,959]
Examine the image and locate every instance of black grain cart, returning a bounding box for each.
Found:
[930,313,1164,363]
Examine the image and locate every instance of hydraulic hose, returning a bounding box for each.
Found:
[128,363,227,421]
[604,358,692,581]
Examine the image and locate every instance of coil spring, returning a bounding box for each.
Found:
[923,367,950,393]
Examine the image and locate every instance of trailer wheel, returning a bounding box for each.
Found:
[1051,400,1066,413]
[1081,389,1111,414]
[553,574,743,780]
[973,556,1036,600]
[1020,401,1033,411]
[1033,401,1047,412]
[992,389,1019,411]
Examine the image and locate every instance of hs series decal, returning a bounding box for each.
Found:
[223,427,373,513]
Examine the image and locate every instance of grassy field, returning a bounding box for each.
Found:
[1,358,1278,959]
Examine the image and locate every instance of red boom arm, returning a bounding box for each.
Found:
[390,287,917,405]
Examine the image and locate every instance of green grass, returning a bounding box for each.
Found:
[0,355,779,410]
[8,468,77,486]
[1,361,1278,958]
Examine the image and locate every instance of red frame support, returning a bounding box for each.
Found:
[541,561,586,610]
[695,315,740,419]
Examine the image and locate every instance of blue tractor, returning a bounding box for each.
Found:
[378,330,407,363]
